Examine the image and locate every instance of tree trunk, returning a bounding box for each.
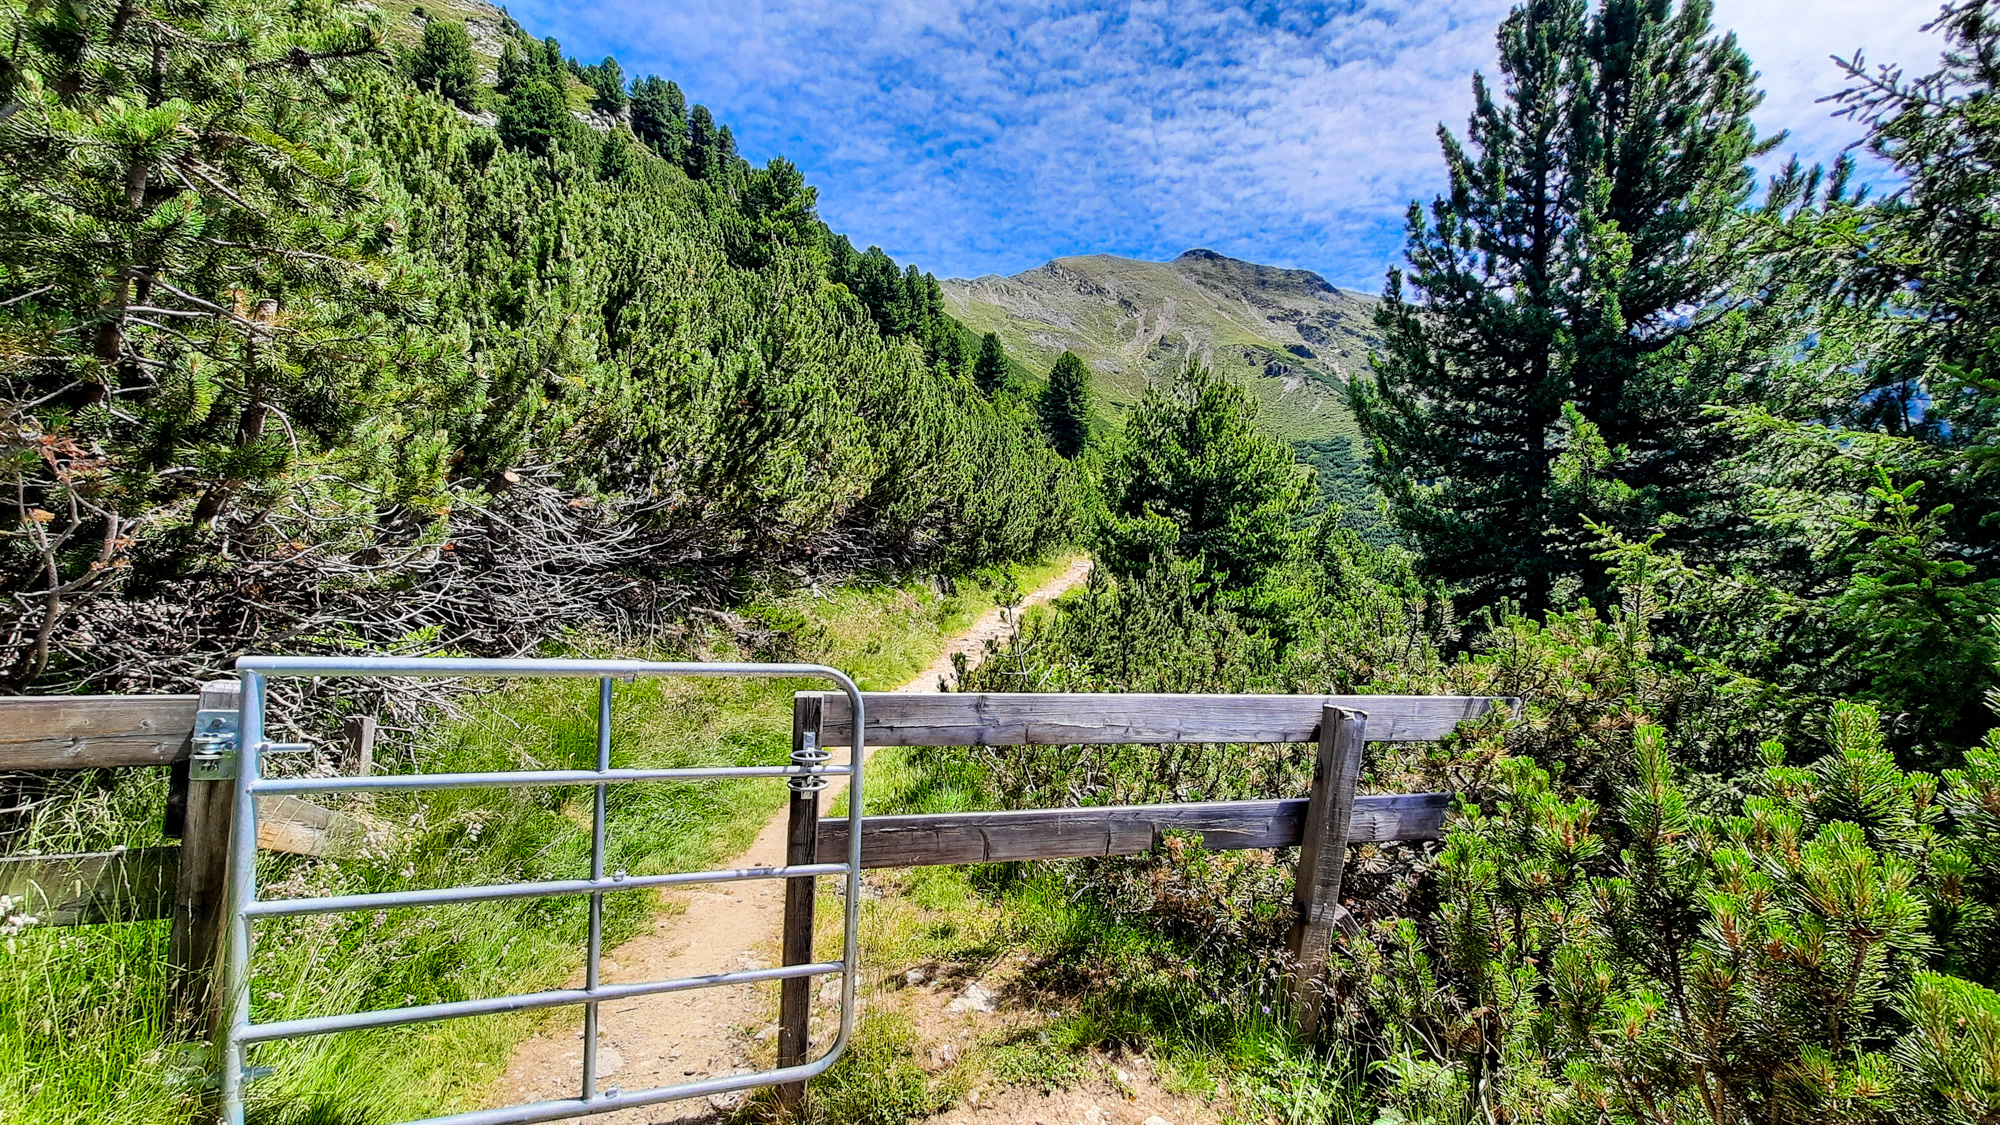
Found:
[191,299,278,528]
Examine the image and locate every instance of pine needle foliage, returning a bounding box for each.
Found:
[1352,0,1775,614]
[0,0,1079,690]
[1095,363,1312,598]
[409,19,479,111]
[1337,705,2000,1125]
[972,330,1009,395]
[925,5,2000,1123]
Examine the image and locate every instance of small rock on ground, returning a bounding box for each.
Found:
[946,982,998,1014]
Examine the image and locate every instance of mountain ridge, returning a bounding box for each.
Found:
[940,247,1379,450]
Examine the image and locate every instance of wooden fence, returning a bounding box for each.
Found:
[0,683,370,1030]
[4,682,1504,1107]
[773,690,1509,1103]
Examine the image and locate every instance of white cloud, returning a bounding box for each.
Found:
[1715,0,1949,173]
[503,0,1947,288]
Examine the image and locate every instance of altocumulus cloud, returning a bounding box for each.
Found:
[503,0,1945,290]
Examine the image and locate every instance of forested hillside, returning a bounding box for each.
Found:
[0,0,1076,693]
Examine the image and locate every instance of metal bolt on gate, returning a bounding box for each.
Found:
[219,657,867,1125]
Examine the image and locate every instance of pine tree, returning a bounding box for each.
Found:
[0,0,404,681]
[1351,0,1771,613]
[687,103,719,179]
[716,124,743,190]
[629,76,686,160]
[728,158,820,268]
[1820,1,2000,566]
[0,0,1083,693]
[1098,364,1310,593]
[973,332,1009,395]
[666,81,688,127]
[499,77,573,157]
[585,56,625,115]
[944,330,972,381]
[825,233,858,288]
[1038,351,1093,458]
[899,264,927,336]
[863,250,901,329]
[597,130,635,181]
[496,40,532,94]
[411,20,479,111]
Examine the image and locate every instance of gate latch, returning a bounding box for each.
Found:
[189,709,312,780]
[788,731,831,793]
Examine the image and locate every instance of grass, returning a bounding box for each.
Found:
[0,557,1075,1125]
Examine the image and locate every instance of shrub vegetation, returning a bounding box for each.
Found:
[0,0,1077,693]
[915,4,2000,1120]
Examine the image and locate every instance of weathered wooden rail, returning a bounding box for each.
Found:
[774,690,1509,1104]
[817,791,1452,868]
[0,683,369,1030]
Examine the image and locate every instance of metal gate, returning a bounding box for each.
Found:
[216,656,867,1125]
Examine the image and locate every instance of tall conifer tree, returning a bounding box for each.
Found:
[1815,1,2000,566]
[1351,0,1771,612]
[496,40,532,93]
[411,20,479,110]
[498,77,572,156]
[1099,364,1309,593]
[944,330,972,381]
[630,76,686,160]
[973,332,1009,395]
[687,104,719,179]
[1038,352,1093,458]
[585,56,625,115]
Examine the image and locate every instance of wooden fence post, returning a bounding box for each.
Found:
[1286,705,1366,1037]
[342,715,377,777]
[775,693,824,1110]
[170,678,239,1037]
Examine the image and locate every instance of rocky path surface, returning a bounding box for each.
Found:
[490,559,1095,1122]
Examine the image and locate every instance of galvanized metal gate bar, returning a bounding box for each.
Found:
[220,657,867,1125]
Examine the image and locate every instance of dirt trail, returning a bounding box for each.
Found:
[490,558,1093,1121]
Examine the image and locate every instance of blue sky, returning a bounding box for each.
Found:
[499,0,1947,292]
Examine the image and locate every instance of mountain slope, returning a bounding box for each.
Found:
[941,249,1378,446]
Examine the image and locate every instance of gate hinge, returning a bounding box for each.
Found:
[189,709,313,780]
[189,708,238,781]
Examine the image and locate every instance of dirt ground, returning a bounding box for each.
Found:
[846,940,1222,1125]
[483,558,1221,1125]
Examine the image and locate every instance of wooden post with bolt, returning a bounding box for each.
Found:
[1285,705,1366,1036]
[170,679,240,1036]
[774,692,824,1109]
